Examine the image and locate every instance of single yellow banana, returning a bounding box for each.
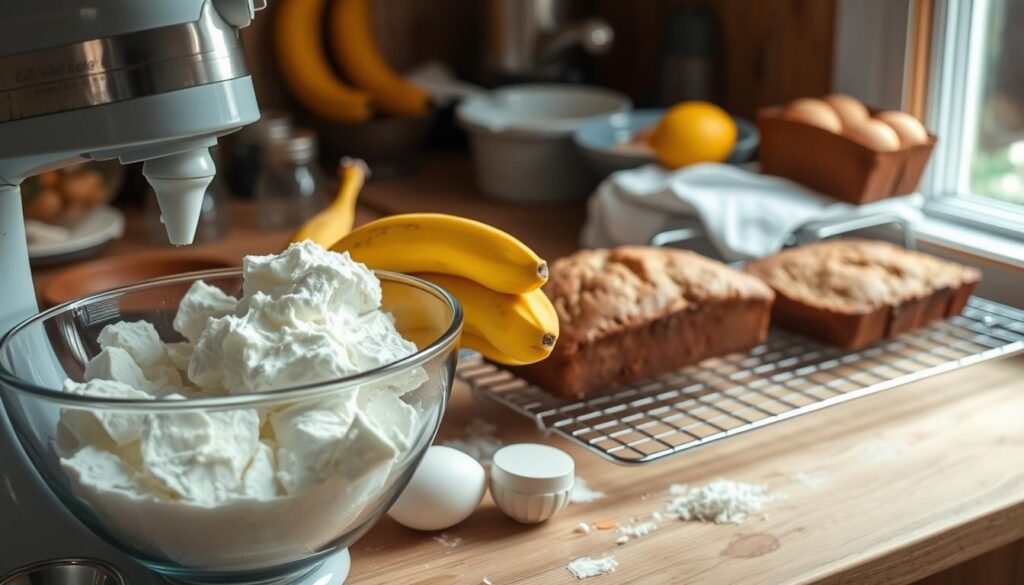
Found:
[333,214,544,295]
[380,277,460,349]
[461,332,532,366]
[274,0,373,123]
[332,214,548,294]
[413,273,558,365]
[291,158,367,247]
[329,0,431,116]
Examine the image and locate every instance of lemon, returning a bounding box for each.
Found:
[650,102,737,169]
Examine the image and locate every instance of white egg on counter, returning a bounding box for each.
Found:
[388,445,486,531]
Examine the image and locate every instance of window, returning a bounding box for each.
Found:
[964,0,1022,206]
[924,0,1024,237]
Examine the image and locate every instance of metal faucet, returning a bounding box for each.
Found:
[485,0,614,81]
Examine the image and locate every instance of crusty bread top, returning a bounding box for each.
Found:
[744,239,981,313]
[545,247,775,349]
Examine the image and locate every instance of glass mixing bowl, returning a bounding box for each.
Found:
[0,269,462,585]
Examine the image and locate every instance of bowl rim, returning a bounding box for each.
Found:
[573,110,760,154]
[456,83,632,137]
[0,268,463,410]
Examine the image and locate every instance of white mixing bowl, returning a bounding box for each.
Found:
[457,84,631,203]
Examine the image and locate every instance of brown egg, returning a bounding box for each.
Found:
[24,189,63,222]
[36,171,60,188]
[823,93,869,129]
[60,170,104,203]
[844,119,901,152]
[875,111,929,147]
[783,98,842,133]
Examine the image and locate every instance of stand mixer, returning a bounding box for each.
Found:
[0,1,345,583]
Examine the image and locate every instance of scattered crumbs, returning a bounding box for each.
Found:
[575,522,591,534]
[432,533,463,550]
[667,483,688,496]
[617,520,657,541]
[761,514,769,521]
[363,545,384,553]
[570,477,606,504]
[651,511,663,522]
[594,520,617,530]
[615,535,629,545]
[792,471,828,488]
[481,578,493,585]
[442,418,504,463]
[567,556,618,579]
[665,479,780,525]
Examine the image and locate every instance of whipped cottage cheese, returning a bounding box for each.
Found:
[56,242,428,568]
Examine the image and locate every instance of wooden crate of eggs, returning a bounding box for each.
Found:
[757,94,934,204]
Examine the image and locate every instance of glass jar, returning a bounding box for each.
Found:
[227,109,292,199]
[253,129,330,230]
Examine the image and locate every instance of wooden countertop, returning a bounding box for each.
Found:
[31,155,1024,584]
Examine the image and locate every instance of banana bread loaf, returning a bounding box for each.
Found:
[745,239,981,349]
[513,247,775,400]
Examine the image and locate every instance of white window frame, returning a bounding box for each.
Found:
[921,0,1024,240]
[833,0,1024,243]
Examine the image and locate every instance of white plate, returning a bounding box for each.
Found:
[28,206,125,264]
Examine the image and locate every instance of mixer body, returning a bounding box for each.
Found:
[0,0,262,580]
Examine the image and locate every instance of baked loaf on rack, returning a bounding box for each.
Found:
[512,247,775,400]
[744,239,981,350]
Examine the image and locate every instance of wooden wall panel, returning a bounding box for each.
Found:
[243,0,835,120]
[595,0,836,117]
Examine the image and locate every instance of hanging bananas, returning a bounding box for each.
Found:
[273,0,373,123]
[274,0,431,122]
[329,0,431,116]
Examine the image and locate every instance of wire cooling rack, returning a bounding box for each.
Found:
[456,297,1024,464]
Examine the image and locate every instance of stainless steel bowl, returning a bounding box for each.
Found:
[0,558,126,585]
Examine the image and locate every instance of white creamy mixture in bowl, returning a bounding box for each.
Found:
[0,242,462,584]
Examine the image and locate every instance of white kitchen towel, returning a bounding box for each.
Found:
[581,163,922,262]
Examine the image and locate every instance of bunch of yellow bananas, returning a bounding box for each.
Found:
[331,214,559,365]
[274,0,430,122]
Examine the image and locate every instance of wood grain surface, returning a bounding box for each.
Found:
[349,355,1024,585]
[31,156,1024,584]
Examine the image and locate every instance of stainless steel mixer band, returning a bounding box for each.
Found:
[0,2,249,123]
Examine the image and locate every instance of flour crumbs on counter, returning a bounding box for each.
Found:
[432,533,463,551]
[568,556,618,579]
[569,476,606,504]
[575,522,592,534]
[481,578,493,585]
[442,418,505,463]
[665,480,779,524]
[617,520,658,542]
